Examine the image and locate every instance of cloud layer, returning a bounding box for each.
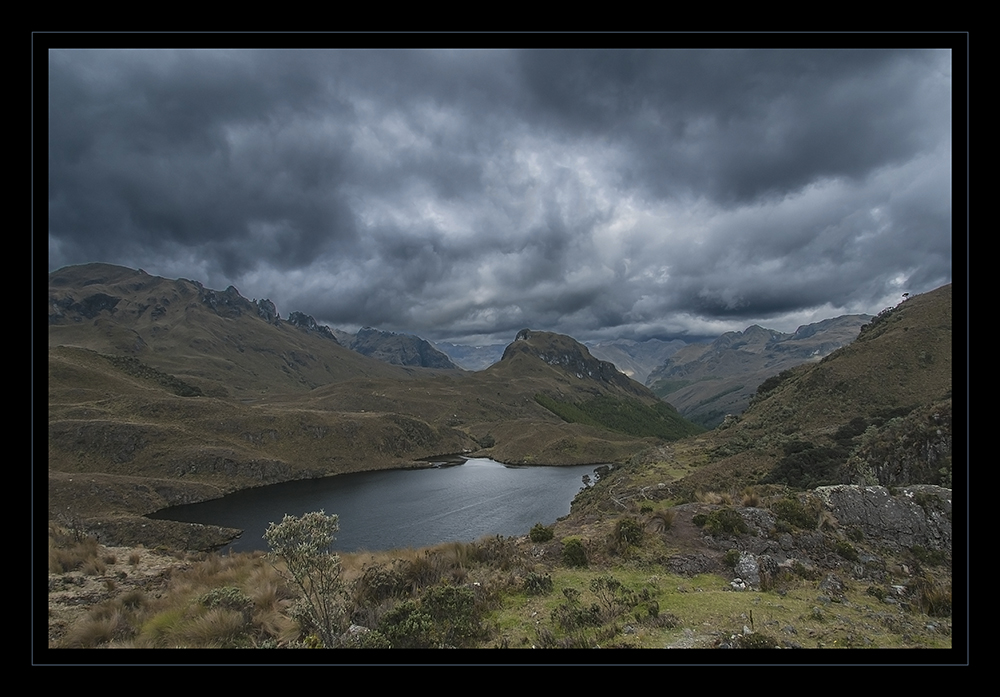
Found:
[48,48,953,344]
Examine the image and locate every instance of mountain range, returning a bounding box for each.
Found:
[647,315,872,428]
[47,263,953,546]
[47,263,701,545]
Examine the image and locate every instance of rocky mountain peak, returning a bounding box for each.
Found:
[287,311,340,343]
[500,329,645,395]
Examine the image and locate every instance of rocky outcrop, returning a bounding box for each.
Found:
[255,298,279,324]
[286,311,340,343]
[198,284,254,319]
[171,453,293,482]
[49,293,122,323]
[813,484,952,552]
[682,485,953,590]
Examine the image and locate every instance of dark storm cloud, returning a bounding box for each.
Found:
[48,47,953,345]
[516,49,947,205]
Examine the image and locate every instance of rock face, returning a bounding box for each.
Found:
[198,284,254,319]
[691,484,952,589]
[287,311,340,343]
[813,484,952,552]
[255,298,279,324]
[349,327,459,369]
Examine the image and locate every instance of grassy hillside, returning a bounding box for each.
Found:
[581,283,954,499]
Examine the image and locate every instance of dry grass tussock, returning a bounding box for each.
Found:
[50,533,301,648]
[694,490,733,505]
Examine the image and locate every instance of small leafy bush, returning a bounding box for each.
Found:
[770,497,819,529]
[422,584,483,647]
[199,586,253,618]
[342,629,392,649]
[833,540,859,562]
[590,575,638,621]
[524,572,554,596]
[529,523,554,542]
[910,545,947,567]
[703,507,749,536]
[378,600,434,649]
[730,632,779,649]
[353,562,407,606]
[611,517,644,551]
[561,538,588,568]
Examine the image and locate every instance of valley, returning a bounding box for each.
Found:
[44,265,957,655]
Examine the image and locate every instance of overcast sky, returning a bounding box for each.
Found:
[47,48,954,345]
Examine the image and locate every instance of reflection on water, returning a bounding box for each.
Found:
[147,458,600,554]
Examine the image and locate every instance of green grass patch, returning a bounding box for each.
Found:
[534,394,704,440]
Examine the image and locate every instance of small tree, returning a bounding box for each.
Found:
[264,510,344,647]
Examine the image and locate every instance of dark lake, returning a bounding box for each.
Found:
[147,457,600,554]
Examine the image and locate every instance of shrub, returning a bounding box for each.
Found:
[770,497,819,529]
[552,595,602,631]
[524,572,554,596]
[866,585,887,601]
[421,584,483,647]
[833,540,859,562]
[378,600,434,649]
[561,538,588,568]
[590,575,638,621]
[730,632,779,649]
[611,517,644,551]
[910,545,947,567]
[529,523,554,542]
[354,562,407,606]
[342,629,392,649]
[199,586,254,619]
[704,508,749,536]
[263,510,344,648]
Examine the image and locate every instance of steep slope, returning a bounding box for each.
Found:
[670,284,953,494]
[49,263,417,398]
[647,315,871,428]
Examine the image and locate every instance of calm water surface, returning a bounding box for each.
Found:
[147,457,599,554]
